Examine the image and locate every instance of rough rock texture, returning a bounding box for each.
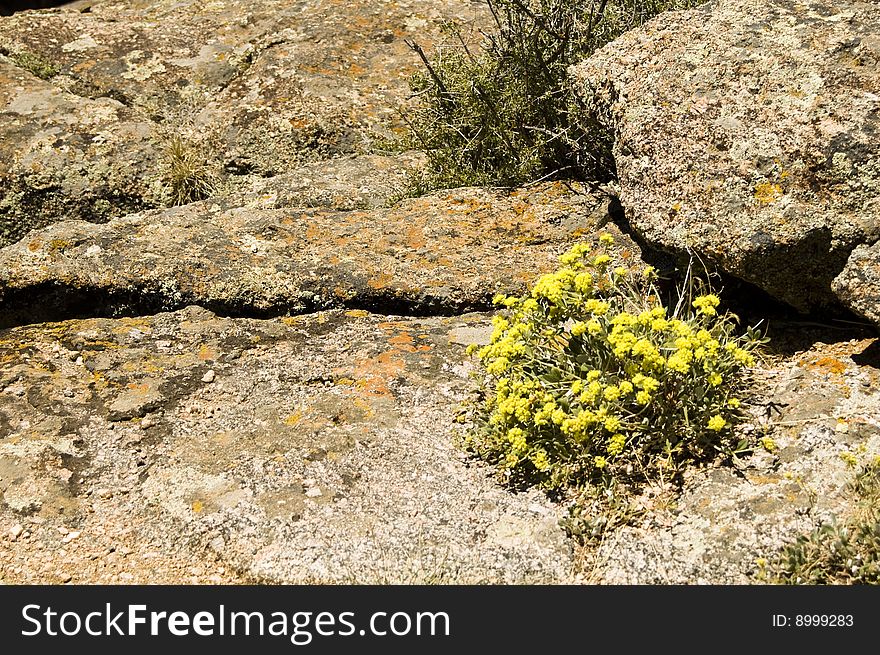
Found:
[833,242,880,326]
[0,307,573,583]
[3,307,878,584]
[594,336,880,584]
[0,57,161,245]
[0,182,610,328]
[3,0,880,586]
[234,151,427,211]
[571,0,880,316]
[0,0,490,245]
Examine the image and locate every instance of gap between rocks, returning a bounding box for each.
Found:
[604,196,878,340]
[0,281,493,330]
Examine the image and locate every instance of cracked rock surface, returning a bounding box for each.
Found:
[0,0,490,245]
[0,307,574,583]
[2,0,880,585]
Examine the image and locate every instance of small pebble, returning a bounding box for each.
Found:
[10,524,23,540]
[305,487,323,498]
[202,369,216,383]
[62,531,81,544]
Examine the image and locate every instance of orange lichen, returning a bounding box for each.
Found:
[350,349,405,396]
[754,182,783,204]
[367,272,393,290]
[388,332,414,346]
[283,412,303,426]
[802,356,848,375]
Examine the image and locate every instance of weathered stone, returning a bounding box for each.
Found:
[107,378,164,421]
[0,57,162,246]
[227,151,426,211]
[0,307,575,583]
[833,242,880,327]
[0,183,614,328]
[0,0,489,245]
[571,0,880,314]
[3,0,878,589]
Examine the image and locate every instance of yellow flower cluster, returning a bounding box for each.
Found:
[692,294,720,316]
[466,236,764,490]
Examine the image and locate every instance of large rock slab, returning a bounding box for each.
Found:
[0,0,489,245]
[833,242,880,326]
[0,307,574,583]
[571,0,880,316]
[0,183,613,328]
[3,307,879,584]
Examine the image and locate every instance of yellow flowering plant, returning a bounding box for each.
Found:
[463,235,765,490]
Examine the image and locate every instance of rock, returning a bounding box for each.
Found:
[201,370,216,384]
[9,524,23,539]
[230,152,427,212]
[3,305,877,584]
[833,242,880,327]
[0,183,613,328]
[0,307,575,583]
[0,0,490,246]
[0,57,162,246]
[570,0,880,314]
[107,379,164,421]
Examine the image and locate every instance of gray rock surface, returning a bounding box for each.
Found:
[833,242,880,326]
[594,339,880,583]
[571,0,880,317]
[0,182,611,328]
[0,0,490,245]
[0,57,161,245]
[0,307,574,583]
[2,0,879,586]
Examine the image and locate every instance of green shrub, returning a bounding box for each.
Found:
[759,458,880,584]
[404,0,700,191]
[462,234,763,491]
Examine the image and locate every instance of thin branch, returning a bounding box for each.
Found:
[405,40,449,98]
